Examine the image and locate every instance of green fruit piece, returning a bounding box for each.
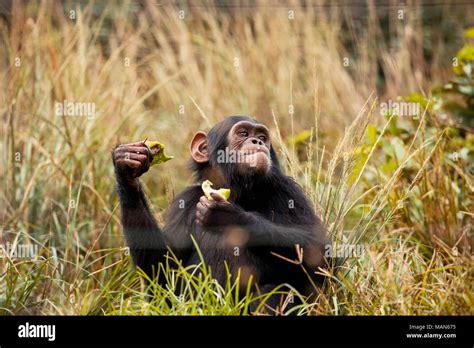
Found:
[145,140,174,166]
[201,180,231,201]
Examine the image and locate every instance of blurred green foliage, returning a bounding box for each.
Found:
[354,33,474,249]
[432,27,474,128]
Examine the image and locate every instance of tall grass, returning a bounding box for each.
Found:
[0,1,472,315]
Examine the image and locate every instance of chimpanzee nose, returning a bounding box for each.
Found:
[251,138,263,145]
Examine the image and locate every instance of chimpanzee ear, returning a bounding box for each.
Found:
[190,131,209,163]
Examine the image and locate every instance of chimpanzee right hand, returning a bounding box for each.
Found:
[112,141,153,185]
[195,193,244,229]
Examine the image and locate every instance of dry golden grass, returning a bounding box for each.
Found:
[0,1,472,315]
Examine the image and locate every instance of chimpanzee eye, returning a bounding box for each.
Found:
[258,135,267,142]
[239,130,249,137]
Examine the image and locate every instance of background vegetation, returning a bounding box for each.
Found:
[0,0,472,315]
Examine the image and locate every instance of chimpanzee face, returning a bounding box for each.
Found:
[190,116,278,183]
[226,120,272,175]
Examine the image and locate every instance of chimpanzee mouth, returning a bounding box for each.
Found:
[242,149,268,156]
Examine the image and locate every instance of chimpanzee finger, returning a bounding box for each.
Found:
[138,143,154,162]
[199,196,215,209]
[121,146,150,156]
[196,203,205,216]
[195,211,204,223]
[125,153,149,163]
[117,153,149,173]
[121,159,142,170]
[196,201,206,210]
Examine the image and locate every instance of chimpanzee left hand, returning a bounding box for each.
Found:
[195,193,244,228]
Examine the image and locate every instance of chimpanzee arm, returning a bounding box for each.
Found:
[197,191,329,270]
[116,175,169,278]
[240,211,328,249]
[198,192,328,250]
[113,141,194,280]
[237,209,330,285]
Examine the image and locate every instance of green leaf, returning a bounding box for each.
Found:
[390,137,406,162]
[367,124,377,145]
[287,129,312,146]
[458,83,474,96]
[404,92,428,110]
[348,146,371,184]
[382,158,398,173]
[457,45,474,62]
[388,117,399,136]
[464,27,474,38]
[145,140,174,166]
